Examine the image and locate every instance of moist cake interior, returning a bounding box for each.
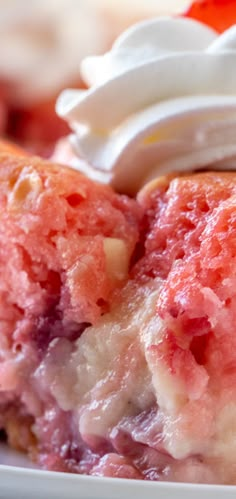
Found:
[1,153,236,484]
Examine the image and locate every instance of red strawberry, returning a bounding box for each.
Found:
[184,0,236,33]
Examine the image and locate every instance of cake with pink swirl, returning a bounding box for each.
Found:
[1,0,236,486]
[2,142,236,483]
[0,141,140,471]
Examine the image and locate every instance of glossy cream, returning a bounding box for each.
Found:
[57,17,236,194]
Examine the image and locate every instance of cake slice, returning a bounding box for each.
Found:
[1,146,236,483]
[36,171,236,484]
[0,145,140,468]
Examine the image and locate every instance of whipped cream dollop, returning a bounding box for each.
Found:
[0,0,109,105]
[57,17,236,194]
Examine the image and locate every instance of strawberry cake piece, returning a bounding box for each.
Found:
[37,171,236,484]
[1,151,236,485]
[0,145,140,465]
[2,1,236,484]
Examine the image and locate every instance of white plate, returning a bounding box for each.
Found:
[0,444,235,499]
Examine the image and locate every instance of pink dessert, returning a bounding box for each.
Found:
[1,157,236,484]
[0,146,140,467]
[1,2,236,485]
[53,171,236,484]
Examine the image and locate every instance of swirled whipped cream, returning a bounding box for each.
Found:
[57,17,236,194]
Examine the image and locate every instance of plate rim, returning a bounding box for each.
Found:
[1,464,236,496]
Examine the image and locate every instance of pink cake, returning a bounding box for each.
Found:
[0,146,140,467]
[36,171,236,484]
[1,0,236,487]
[1,151,236,484]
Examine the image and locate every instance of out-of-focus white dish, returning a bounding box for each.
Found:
[0,444,235,499]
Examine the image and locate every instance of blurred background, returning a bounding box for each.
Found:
[0,0,190,154]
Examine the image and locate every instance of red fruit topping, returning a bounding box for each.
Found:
[184,0,236,33]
